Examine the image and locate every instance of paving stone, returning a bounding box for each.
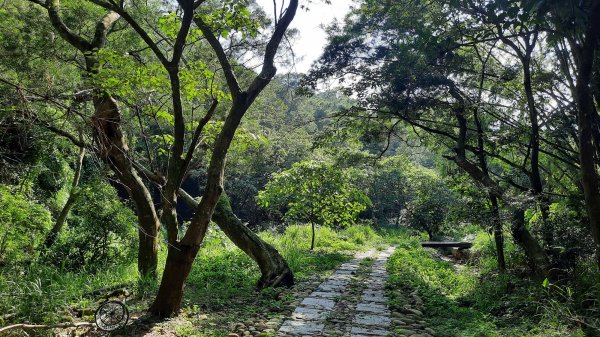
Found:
[318,281,348,292]
[300,297,336,310]
[339,263,360,270]
[329,273,353,282]
[353,313,392,327]
[356,302,390,314]
[361,293,387,303]
[291,307,328,321]
[278,320,325,334]
[350,326,389,336]
[278,248,405,337]
[311,291,341,298]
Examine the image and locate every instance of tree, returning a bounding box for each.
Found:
[543,0,600,270]
[258,160,370,250]
[15,0,299,316]
[302,0,569,274]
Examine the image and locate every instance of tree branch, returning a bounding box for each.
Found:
[43,0,92,51]
[193,15,243,99]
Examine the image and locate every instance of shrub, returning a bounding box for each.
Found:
[0,185,52,265]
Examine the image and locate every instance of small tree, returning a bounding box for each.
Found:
[258,160,370,250]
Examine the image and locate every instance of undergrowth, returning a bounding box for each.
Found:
[0,223,385,333]
[386,230,593,337]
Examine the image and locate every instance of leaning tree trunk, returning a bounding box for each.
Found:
[212,194,294,288]
[42,145,85,250]
[511,209,550,276]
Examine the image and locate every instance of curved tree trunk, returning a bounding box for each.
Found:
[212,194,294,289]
[511,209,550,276]
[42,145,85,250]
[148,0,299,316]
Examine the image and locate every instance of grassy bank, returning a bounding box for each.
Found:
[386,230,596,337]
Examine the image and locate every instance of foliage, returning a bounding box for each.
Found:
[367,156,456,237]
[0,223,383,330]
[0,186,52,264]
[43,182,137,271]
[387,230,588,336]
[257,160,370,229]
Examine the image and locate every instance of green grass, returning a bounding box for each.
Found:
[386,230,589,337]
[184,223,383,310]
[0,222,388,336]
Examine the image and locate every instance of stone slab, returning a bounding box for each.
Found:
[356,302,390,314]
[311,291,341,299]
[300,297,336,310]
[361,293,387,303]
[278,320,325,334]
[350,326,390,336]
[353,313,392,327]
[318,281,348,292]
[291,306,328,321]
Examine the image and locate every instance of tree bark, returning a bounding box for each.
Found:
[571,3,600,270]
[148,243,200,317]
[212,194,294,288]
[91,94,160,278]
[511,209,550,276]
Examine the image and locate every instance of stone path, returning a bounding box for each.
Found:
[277,247,397,337]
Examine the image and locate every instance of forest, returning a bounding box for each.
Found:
[1,0,600,336]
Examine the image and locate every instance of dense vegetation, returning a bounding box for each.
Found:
[1,0,600,336]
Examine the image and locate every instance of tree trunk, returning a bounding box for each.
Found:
[490,195,506,271]
[149,243,200,317]
[43,193,79,249]
[212,194,294,288]
[511,209,550,276]
[310,222,315,250]
[524,62,554,249]
[42,145,85,250]
[92,94,160,278]
[572,8,600,270]
[149,0,299,316]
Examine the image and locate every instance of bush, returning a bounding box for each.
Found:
[0,185,52,265]
[44,182,137,271]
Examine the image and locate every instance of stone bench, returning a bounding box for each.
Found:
[421,241,472,259]
[420,241,473,249]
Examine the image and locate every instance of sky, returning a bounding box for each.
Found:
[253,0,353,73]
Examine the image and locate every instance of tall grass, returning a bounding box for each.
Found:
[386,230,586,337]
[0,223,388,327]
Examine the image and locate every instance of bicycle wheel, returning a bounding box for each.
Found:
[95,300,129,331]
